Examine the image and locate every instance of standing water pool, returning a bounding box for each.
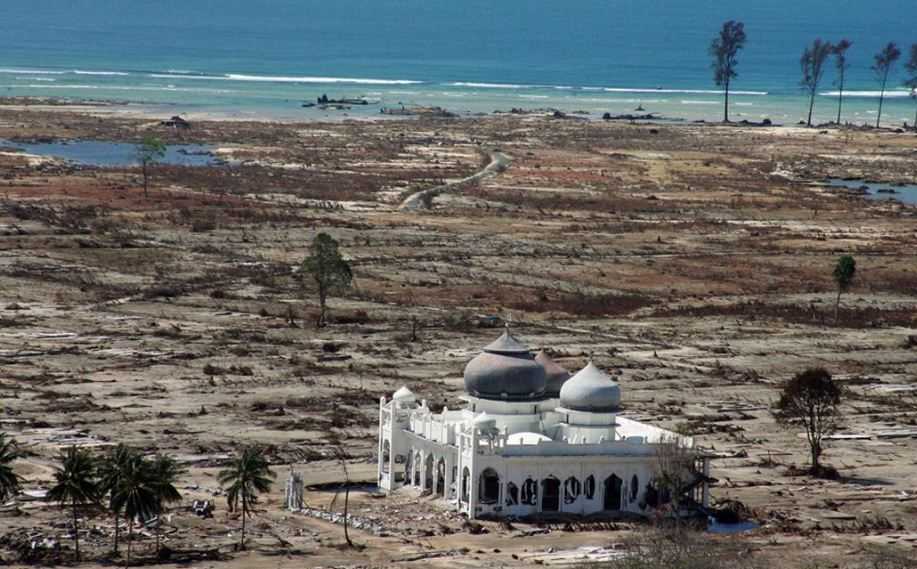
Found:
[0,139,221,167]
[825,178,917,206]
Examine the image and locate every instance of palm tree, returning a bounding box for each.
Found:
[47,446,100,562]
[832,39,853,125]
[218,446,275,550]
[97,444,139,556]
[0,433,23,503]
[872,42,902,128]
[110,453,157,566]
[148,454,183,557]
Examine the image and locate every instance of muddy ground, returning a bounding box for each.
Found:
[0,105,916,568]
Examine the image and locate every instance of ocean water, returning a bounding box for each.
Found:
[1,0,915,124]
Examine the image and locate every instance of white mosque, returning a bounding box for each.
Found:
[377,329,711,519]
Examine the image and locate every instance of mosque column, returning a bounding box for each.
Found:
[377,397,386,489]
[702,457,710,507]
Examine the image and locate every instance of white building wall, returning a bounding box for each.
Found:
[377,393,705,520]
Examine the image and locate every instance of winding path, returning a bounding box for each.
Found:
[399,149,510,210]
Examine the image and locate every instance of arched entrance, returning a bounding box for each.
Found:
[403,451,412,484]
[521,478,538,505]
[603,474,622,511]
[413,452,422,486]
[424,454,434,490]
[436,458,446,497]
[541,477,560,512]
[381,441,391,473]
[479,468,500,504]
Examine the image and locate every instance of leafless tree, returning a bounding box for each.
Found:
[329,443,355,548]
[653,436,697,525]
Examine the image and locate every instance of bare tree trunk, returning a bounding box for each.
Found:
[834,288,842,325]
[142,161,149,197]
[807,88,816,127]
[126,519,133,567]
[114,511,120,555]
[72,501,81,562]
[317,285,327,328]
[837,72,845,125]
[877,73,889,128]
[913,105,917,132]
[241,500,247,550]
[343,485,352,547]
[723,80,730,123]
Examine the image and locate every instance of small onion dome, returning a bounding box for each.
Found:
[392,386,415,401]
[507,431,552,445]
[535,351,571,398]
[559,362,621,412]
[463,331,547,401]
[473,412,497,431]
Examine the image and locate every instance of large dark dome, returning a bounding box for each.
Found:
[463,331,547,401]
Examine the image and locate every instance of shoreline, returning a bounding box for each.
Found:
[4,96,917,133]
[3,84,917,128]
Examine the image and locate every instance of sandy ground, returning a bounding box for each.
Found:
[0,103,916,568]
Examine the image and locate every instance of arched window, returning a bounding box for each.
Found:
[506,482,519,506]
[630,474,639,502]
[381,441,391,473]
[479,468,500,504]
[584,475,595,499]
[564,476,581,504]
[461,467,471,503]
[521,477,538,505]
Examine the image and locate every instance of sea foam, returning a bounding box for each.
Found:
[73,70,130,76]
[225,74,421,85]
[820,90,914,98]
[605,87,767,96]
[0,68,65,75]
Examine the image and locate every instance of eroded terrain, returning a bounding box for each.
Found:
[1,107,916,568]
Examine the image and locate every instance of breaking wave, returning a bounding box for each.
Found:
[73,70,130,76]
[448,82,535,89]
[146,72,422,85]
[820,89,914,98]
[226,74,422,84]
[23,84,235,94]
[0,68,65,75]
[604,87,767,96]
